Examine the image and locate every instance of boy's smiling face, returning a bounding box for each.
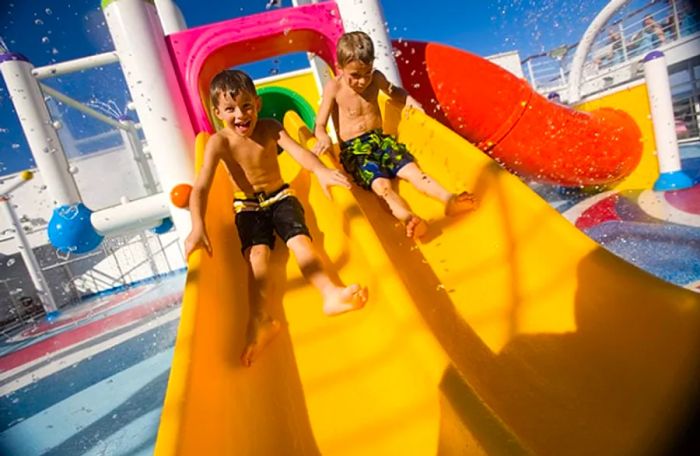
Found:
[214,90,261,137]
[339,60,374,94]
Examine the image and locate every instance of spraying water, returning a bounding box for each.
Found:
[0,35,9,54]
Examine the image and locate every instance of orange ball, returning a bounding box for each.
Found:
[170,183,192,209]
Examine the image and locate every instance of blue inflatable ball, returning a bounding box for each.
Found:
[151,217,174,234]
[48,203,103,254]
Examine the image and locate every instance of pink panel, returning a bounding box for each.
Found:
[166,3,344,134]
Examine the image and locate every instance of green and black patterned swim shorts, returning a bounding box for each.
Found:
[339,129,415,190]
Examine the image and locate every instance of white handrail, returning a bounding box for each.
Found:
[32,51,119,79]
[39,83,128,131]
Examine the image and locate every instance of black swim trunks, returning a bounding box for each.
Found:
[339,129,415,190]
[233,184,311,253]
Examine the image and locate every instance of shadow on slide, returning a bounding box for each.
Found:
[155,105,700,456]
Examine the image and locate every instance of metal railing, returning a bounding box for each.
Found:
[522,0,699,93]
[0,277,46,338]
[0,227,185,336]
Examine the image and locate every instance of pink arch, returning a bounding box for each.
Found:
[166,3,344,134]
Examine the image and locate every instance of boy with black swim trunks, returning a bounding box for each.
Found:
[185,69,367,367]
[313,31,476,239]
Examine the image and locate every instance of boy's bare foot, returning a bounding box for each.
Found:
[445,191,477,216]
[405,215,428,239]
[240,315,281,367]
[323,284,368,316]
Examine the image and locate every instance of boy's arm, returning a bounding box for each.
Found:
[312,79,338,155]
[274,122,351,197]
[374,70,423,111]
[184,134,223,258]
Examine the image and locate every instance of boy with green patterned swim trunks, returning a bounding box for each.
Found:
[314,32,476,239]
[339,129,415,190]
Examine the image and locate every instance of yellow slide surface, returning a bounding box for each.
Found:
[156,104,700,456]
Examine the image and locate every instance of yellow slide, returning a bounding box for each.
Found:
[156,104,700,456]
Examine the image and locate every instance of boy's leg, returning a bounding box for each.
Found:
[241,244,281,367]
[397,163,477,216]
[396,162,452,203]
[286,234,367,315]
[371,177,427,238]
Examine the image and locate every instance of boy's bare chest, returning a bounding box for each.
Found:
[337,88,380,118]
[230,141,276,169]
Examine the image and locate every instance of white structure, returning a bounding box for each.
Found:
[103,0,195,242]
[0,55,81,207]
[487,50,524,79]
[0,172,58,319]
[643,51,693,191]
[154,0,187,34]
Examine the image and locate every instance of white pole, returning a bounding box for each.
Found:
[0,172,59,319]
[335,0,403,87]
[0,53,81,206]
[154,0,187,35]
[119,117,159,195]
[568,0,629,103]
[291,0,338,142]
[103,0,195,241]
[91,192,171,236]
[32,51,120,80]
[291,0,333,94]
[643,50,693,191]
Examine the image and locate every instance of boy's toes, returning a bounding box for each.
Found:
[445,192,477,216]
[405,216,428,239]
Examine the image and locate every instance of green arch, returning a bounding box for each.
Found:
[258,86,316,131]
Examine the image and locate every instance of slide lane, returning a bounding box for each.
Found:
[156,105,700,456]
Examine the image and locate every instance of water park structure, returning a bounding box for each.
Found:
[1,0,700,454]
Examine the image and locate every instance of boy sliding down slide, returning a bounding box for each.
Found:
[185,69,368,367]
[314,31,477,239]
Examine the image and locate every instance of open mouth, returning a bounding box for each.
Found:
[234,120,252,133]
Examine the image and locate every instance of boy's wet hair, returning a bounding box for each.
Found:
[336,31,375,67]
[210,69,257,106]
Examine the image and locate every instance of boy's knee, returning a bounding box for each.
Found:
[286,233,312,250]
[371,179,392,196]
[246,245,270,276]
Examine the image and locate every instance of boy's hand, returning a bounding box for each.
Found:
[185,227,213,259]
[315,167,351,199]
[312,133,332,156]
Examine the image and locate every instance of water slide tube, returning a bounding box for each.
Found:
[393,40,643,187]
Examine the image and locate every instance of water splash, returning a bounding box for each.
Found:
[86,99,126,119]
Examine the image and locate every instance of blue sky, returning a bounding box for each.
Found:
[0,0,632,176]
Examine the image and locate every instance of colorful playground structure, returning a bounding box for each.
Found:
[1,0,700,454]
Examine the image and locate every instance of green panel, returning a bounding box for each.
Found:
[258,86,316,131]
[102,0,155,10]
